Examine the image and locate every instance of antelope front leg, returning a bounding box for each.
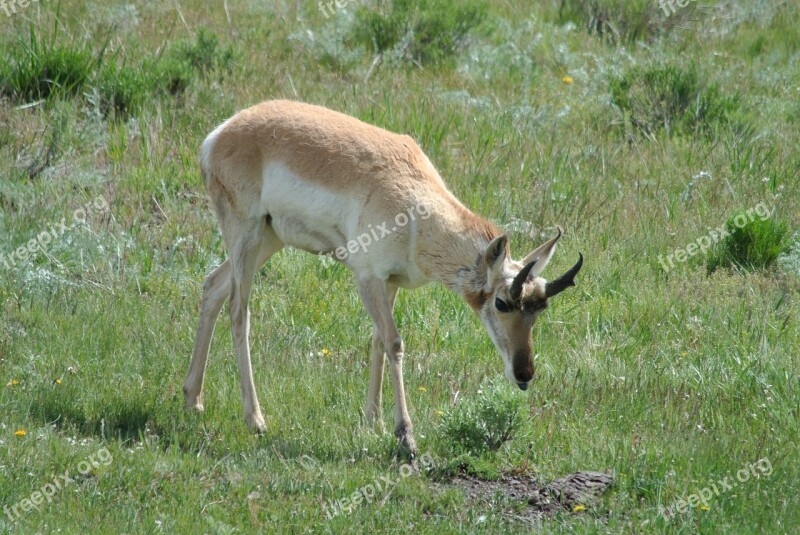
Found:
[227,224,278,434]
[357,278,416,457]
[363,284,398,432]
[385,335,416,456]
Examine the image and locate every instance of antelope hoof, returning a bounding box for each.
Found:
[184,390,205,412]
[363,409,387,433]
[395,424,418,460]
[246,411,267,434]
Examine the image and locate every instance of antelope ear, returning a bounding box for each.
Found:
[484,235,509,270]
[522,226,562,277]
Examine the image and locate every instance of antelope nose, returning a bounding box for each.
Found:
[517,382,529,391]
[513,352,534,384]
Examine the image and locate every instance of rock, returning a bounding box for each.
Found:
[528,471,615,510]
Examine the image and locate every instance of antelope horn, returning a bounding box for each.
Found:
[545,253,583,298]
[510,259,537,302]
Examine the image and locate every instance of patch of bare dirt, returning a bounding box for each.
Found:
[437,471,614,523]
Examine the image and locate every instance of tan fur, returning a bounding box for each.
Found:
[205,100,454,213]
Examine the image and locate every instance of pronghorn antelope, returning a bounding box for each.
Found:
[184,100,583,455]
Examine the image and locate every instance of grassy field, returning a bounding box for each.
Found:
[1,0,799,532]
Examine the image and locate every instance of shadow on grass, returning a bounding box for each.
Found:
[28,389,156,442]
[26,385,419,466]
[250,426,415,469]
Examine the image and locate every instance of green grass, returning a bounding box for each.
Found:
[1,0,799,533]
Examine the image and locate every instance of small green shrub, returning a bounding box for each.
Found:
[609,63,740,138]
[439,381,525,454]
[554,0,702,44]
[172,27,234,78]
[143,28,232,97]
[352,5,405,55]
[149,55,194,97]
[92,50,195,118]
[351,0,488,65]
[1,29,94,101]
[707,211,790,274]
[95,62,150,118]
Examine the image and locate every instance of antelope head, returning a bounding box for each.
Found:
[472,227,583,391]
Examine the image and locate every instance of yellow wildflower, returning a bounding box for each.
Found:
[6,379,19,386]
[562,76,574,84]
[55,378,62,385]
[699,505,710,511]
[573,504,586,512]
[321,348,331,356]
[418,386,427,393]
[14,429,27,437]
[436,410,444,416]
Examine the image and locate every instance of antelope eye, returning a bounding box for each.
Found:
[495,298,511,313]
